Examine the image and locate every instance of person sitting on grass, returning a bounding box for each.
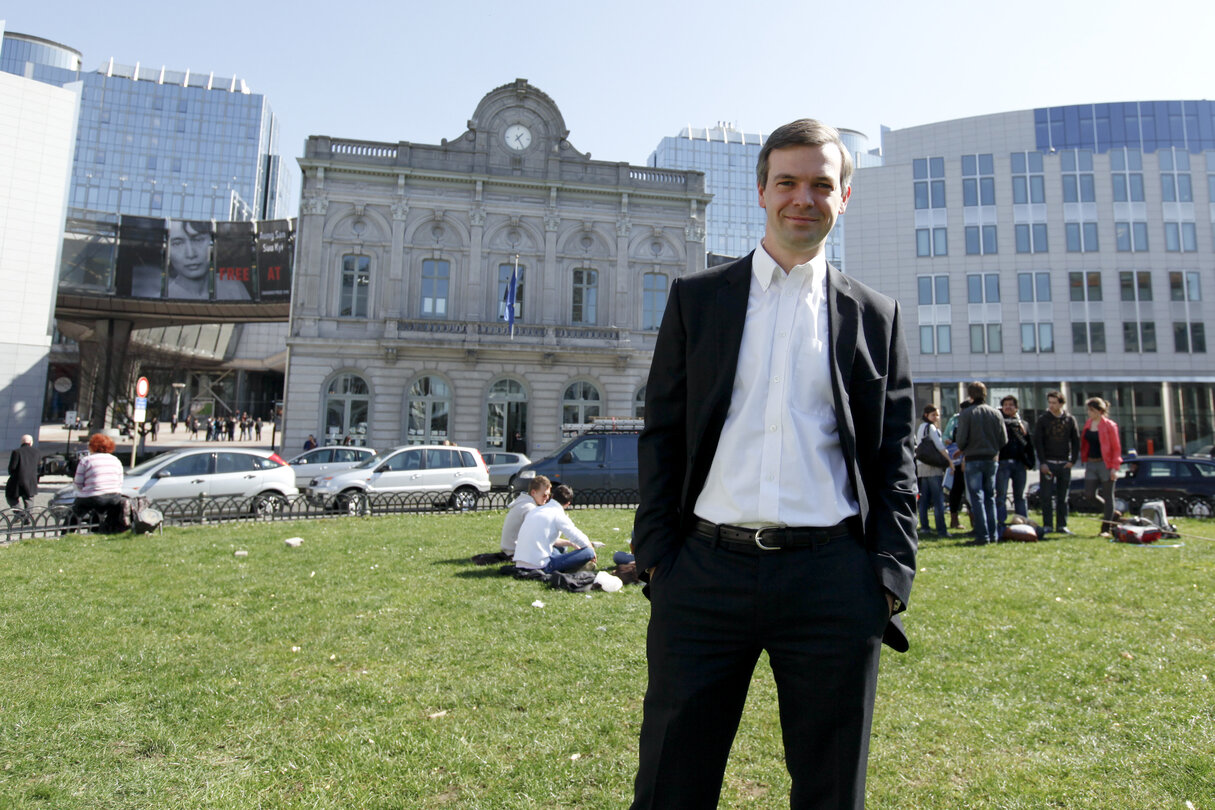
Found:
[513,484,596,574]
[471,474,551,565]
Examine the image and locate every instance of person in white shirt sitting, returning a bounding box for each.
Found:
[513,484,596,574]
[475,475,551,564]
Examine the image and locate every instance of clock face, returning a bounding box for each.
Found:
[504,124,532,151]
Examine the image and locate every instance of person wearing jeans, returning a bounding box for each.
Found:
[1032,390,1081,534]
[916,405,952,536]
[995,395,1031,527]
[512,484,597,573]
[955,381,1007,545]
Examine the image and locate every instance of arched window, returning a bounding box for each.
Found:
[340,255,370,317]
[562,381,601,427]
[324,373,369,445]
[486,378,529,453]
[634,385,647,419]
[572,267,597,324]
[643,272,667,330]
[407,376,451,444]
[421,258,449,318]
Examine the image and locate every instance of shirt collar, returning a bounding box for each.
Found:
[753,243,827,292]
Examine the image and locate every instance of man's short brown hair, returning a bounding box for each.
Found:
[551,484,574,506]
[527,474,551,495]
[757,119,854,189]
[967,381,988,404]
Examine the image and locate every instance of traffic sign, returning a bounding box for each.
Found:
[136,376,149,398]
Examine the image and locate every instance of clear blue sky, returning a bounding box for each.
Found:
[7,0,1214,210]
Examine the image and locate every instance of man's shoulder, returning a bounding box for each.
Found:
[828,264,899,313]
[680,253,753,288]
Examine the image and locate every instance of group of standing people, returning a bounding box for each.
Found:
[917,382,1125,544]
[186,413,263,442]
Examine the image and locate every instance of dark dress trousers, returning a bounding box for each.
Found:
[631,253,918,809]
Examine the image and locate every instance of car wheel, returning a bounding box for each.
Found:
[252,491,287,518]
[338,489,369,516]
[450,486,479,511]
[1184,497,1214,519]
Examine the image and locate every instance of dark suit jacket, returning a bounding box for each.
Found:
[8,444,39,499]
[634,253,919,651]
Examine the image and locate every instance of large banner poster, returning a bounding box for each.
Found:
[74,217,294,302]
[256,220,293,298]
[214,222,256,301]
[115,216,168,298]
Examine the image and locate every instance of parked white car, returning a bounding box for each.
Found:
[481,451,531,490]
[51,448,299,515]
[304,444,490,511]
[287,446,377,488]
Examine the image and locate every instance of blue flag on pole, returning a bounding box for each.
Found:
[503,261,518,339]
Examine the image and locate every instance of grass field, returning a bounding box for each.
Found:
[1,510,1212,809]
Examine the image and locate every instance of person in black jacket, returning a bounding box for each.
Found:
[1032,390,1081,534]
[6,434,39,512]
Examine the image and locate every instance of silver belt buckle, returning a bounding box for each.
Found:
[752,523,787,551]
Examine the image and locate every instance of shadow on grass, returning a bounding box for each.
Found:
[453,567,514,579]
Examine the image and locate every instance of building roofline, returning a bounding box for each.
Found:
[2,30,83,61]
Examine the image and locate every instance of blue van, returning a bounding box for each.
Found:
[512,420,640,499]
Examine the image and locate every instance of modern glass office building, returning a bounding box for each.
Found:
[1,31,290,222]
[844,101,1215,455]
[648,123,881,270]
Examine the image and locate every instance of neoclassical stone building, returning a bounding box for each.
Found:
[285,80,708,457]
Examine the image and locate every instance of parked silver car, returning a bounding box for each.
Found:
[51,448,299,515]
[287,446,377,488]
[481,451,531,490]
[304,444,490,511]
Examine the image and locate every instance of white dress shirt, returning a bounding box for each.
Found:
[513,501,591,569]
[693,244,859,528]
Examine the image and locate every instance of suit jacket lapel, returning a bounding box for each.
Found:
[827,264,859,469]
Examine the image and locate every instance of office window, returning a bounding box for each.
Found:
[967,273,1000,304]
[420,259,449,318]
[340,254,370,318]
[1021,322,1054,353]
[1119,271,1152,302]
[562,381,602,425]
[1069,271,1103,302]
[962,154,995,207]
[1164,222,1198,252]
[1110,149,1145,202]
[1010,151,1045,204]
[497,263,525,321]
[1169,271,1201,301]
[970,323,1003,353]
[918,274,950,305]
[1018,272,1051,303]
[1159,149,1193,202]
[919,324,952,354]
[1061,149,1096,203]
[965,225,998,255]
[1123,321,1157,353]
[571,268,598,324]
[1073,321,1107,353]
[642,273,667,330]
[1015,223,1048,254]
[1115,221,1149,252]
[913,157,946,209]
[1065,222,1099,253]
[915,227,948,257]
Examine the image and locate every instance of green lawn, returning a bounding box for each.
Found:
[1,511,1212,809]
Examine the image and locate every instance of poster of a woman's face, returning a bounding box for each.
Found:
[166,220,213,299]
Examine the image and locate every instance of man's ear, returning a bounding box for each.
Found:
[838,184,851,214]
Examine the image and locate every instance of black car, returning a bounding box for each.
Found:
[1027,455,1215,518]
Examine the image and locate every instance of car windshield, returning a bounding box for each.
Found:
[352,454,382,470]
[127,453,180,477]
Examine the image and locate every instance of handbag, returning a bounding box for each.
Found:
[914,425,948,468]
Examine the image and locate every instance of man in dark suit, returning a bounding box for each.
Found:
[6,434,40,512]
[630,119,917,810]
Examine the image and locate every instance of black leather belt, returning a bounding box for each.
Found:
[692,518,851,553]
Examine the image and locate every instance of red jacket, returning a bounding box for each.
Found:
[1079,417,1122,471]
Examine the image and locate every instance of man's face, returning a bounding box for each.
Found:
[1047,396,1063,415]
[758,144,850,265]
[534,484,552,505]
[168,222,211,281]
[1001,400,1018,417]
